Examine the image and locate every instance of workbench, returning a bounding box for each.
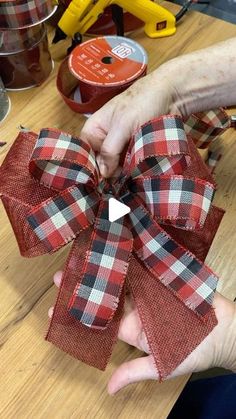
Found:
[0,2,236,418]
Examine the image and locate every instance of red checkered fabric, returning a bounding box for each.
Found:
[0,0,54,29]
[68,198,132,329]
[29,128,98,190]
[27,185,100,252]
[184,108,231,149]
[24,114,224,329]
[125,115,190,177]
[129,176,214,230]
[0,110,232,375]
[123,192,217,317]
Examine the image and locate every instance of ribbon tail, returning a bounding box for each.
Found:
[46,230,125,370]
[127,253,217,380]
[126,196,224,380]
[68,198,133,329]
[123,193,218,319]
[27,185,99,252]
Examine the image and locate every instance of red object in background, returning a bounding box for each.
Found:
[57,36,147,114]
[87,6,144,34]
[59,2,143,34]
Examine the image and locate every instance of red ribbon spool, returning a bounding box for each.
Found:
[57,36,148,114]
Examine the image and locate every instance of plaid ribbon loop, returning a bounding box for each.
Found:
[129,176,214,230]
[29,128,99,190]
[27,115,219,330]
[124,116,191,178]
[27,129,100,252]
[184,108,231,149]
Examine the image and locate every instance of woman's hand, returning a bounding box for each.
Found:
[49,272,236,395]
[48,38,236,394]
[80,70,179,178]
[80,37,236,178]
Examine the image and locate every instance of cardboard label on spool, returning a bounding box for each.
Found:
[68,36,147,86]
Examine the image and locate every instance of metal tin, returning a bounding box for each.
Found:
[0,24,53,90]
[0,0,57,29]
[0,77,10,122]
[0,25,45,54]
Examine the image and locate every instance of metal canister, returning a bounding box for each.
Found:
[0,0,56,29]
[0,77,10,122]
[0,24,53,90]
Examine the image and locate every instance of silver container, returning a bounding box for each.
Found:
[0,24,53,90]
[0,0,56,29]
[0,77,10,122]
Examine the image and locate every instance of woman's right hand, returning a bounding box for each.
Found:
[80,68,180,178]
[80,37,236,179]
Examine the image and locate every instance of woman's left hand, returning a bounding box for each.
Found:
[49,271,236,395]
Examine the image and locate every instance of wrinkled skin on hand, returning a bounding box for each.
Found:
[49,272,236,395]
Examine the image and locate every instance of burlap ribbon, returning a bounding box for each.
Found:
[0,110,232,379]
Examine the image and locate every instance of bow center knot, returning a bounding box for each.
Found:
[98,179,125,199]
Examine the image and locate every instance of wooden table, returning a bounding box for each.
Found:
[0,3,236,418]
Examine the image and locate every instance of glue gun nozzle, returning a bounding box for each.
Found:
[52,27,67,44]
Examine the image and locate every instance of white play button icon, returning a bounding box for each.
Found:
[108,198,130,222]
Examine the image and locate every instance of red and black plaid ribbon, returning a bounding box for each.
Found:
[26,114,226,330]
[184,108,233,174]
[184,108,231,149]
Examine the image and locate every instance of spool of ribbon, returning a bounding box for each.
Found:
[57,36,147,114]
[0,109,232,379]
[0,0,57,29]
[0,23,53,90]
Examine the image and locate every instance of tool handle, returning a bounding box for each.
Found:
[58,0,176,38]
[115,0,176,38]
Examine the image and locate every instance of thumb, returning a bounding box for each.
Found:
[107,356,158,395]
[97,125,132,178]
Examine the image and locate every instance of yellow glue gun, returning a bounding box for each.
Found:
[57,0,176,39]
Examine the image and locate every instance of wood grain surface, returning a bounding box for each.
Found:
[0,2,236,418]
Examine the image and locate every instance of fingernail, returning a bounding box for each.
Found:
[98,160,109,178]
[107,386,117,396]
[48,307,54,318]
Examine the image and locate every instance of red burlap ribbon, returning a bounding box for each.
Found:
[0,109,232,379]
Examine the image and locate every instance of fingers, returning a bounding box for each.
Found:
[80,96,135,178]
[48,271,63,318]
[118,305,150,354]
[96,126,131,177]
[48,307,54,318]
[80,116,108,152]
[53,270,63,287]
[107,355,158,395]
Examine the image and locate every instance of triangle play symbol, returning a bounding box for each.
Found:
[108,198,131,222]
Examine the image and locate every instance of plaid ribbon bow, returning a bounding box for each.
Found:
[27,115,219,330]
